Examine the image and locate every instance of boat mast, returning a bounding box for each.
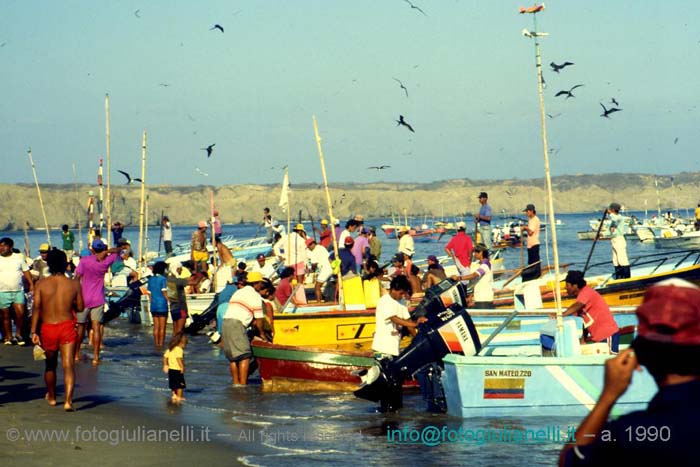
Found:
[137,130,147,271]
[522,6,563,328]
[105,94,112,248]
[27,147,52,246]
[72,163,83,251]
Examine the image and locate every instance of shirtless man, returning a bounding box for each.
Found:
[31,250,83,411]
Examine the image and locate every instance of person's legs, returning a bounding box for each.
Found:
[156,316,167,347]
[238,358,250,385]
[60,341,76,410]
[44,351,58,405]
[315,281,323,302]
[12,302,25,342]
[229,362,240,385]
[91,319,102,364]
[173,317,185,335]
[1,308,11,343]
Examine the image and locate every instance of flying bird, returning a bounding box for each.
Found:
[611,97,620,106]
[134,9,141,18]
[195,167,209,176]
[600,103,622,118]
[158,83,170,87]
[555,84,584,99]
[201,144,215,157]
[117,170,142,185]
[396,115,415,133]
[393,78,408,98]
[547,112,561,119]
[550,61,574,73]
[674,137,679,144]
[210,24,224,33]
[403,0,427,16]
[368,165,391,171]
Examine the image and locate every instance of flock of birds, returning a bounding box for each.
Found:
[548,61,623,119]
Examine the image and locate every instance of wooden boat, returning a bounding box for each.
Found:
[653,229,700,250]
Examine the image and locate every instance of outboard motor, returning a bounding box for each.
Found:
[354,280,481,412]
[185,292,222,335]
[102,278,147,324]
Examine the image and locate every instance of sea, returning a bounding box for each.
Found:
[2,210,678,466]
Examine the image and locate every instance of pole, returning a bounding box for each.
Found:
[137,130,147,271]
[72,163,83,251]
[524,7,563,329]
[97,158,105,237]
[157,209,164,256]
[312,116,343,306]
[23,221,30,258]
[144,195,150,267]
[210,190,218,290]
[582,208,608,275]
[27,147,51,246]
[105,94,112,248]
[308,209,317,242]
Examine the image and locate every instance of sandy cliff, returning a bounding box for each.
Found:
[3,173,698,230]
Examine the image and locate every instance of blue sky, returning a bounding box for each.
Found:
[2,1,698,187]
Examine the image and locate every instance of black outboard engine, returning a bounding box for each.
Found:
[102,278,147,324]
[185,292,222,335]
[354,280,481,412]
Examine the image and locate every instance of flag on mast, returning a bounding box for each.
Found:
[279,167,290,213]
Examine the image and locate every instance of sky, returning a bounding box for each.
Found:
[1,1,699,187]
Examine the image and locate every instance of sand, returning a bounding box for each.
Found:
[0,346,245,467]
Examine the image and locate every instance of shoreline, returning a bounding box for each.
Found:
[0,343,255,466]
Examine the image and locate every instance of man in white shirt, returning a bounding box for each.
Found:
[372,276,426,358]
[222,271,269,385]
[306,238,333,302]
[162,216,173,257]
[452,244,494,309]
[0,237,33,345]
[397,226,415,258]
[521,203,541,282]
[250,253,276,280]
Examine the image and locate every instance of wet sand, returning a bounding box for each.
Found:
[0,345,245,466]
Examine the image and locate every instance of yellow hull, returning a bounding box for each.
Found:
[271,306,377,347]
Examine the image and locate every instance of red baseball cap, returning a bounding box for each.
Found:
[306,238,315,247]
[635,279,700,345]
[344,236,354,246]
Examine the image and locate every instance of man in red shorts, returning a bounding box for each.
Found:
[31,250,83,411]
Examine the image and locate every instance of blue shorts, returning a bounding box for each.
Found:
[170,308,188,322]
[151,310,168,318]
[0,290,25,309]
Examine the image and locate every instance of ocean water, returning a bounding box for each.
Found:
[3,211,678,466]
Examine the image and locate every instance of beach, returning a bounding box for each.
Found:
[0,343,249,466]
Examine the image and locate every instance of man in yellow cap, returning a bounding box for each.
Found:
[314,219,332,249]
[222,271,269,385]
[31,243,52,283]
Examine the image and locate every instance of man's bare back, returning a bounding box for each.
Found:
[33,275,83,324]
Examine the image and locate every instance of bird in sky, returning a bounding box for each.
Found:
[210,24,224,33]
[158,83,170,87]
[403,0,427,16]
[396,115,415,132]
[599,103,622,118]
[195,167,209,176]
[202,144,215,157]
[117,170,142,184]
[611,97,620,106]
[550,61,574,73]
[547,112,561,119]
[674,137,679,144]
[393,78,408,98]
[555,84,584,99]
[368,165,391,171]
[134,9,141,18]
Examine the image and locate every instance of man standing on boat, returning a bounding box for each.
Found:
[368,226,382,262]
[61,224,75,261]
[250,253,276,280]
[475,192,493,251]
[306,238,332,302]
[559,279,700,466]
[559,270,620,352]
[314,219,332,249]
[191,220,209,273]
[262,207,274,243]
[521,204,541,282]
[608,203,630,279]
[162,216,173,258]
[444,221,473,278]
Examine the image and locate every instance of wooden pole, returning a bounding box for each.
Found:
[583,208,608,275]
[27,147,51,246]
[97,158,105,236]
[525,8,563,328]
[312,116,343,306]
[23,221,30,258]
[105,94,112,248]
[72,163,83,251]
[157,209,164,256]
[137,130,147,271]
[210,190,218,290]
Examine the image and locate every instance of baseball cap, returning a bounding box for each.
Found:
[92,239,107,252]
[213,209,219,216]
[609,202,621,211]
[306,238,316,247]
[456,221,467,230]
[332,218,340,225]
[246,271,263,283]
[523,204,536,212]
[320,219,329,225]
[635,279,700,345]
[427,255,438,262]
[39,243,50,252]
[354,214,364,222]
[198,220,207,228]
[294,223,305,231]
[344,236,354,246]
[478,192,488,199]
[399,226,409,233]
[256,253,265,260]
[392,253,405,263]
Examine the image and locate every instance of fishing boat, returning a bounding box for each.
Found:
[355,6,657,417]
[153,235,272,264]
[652,229,700,250]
